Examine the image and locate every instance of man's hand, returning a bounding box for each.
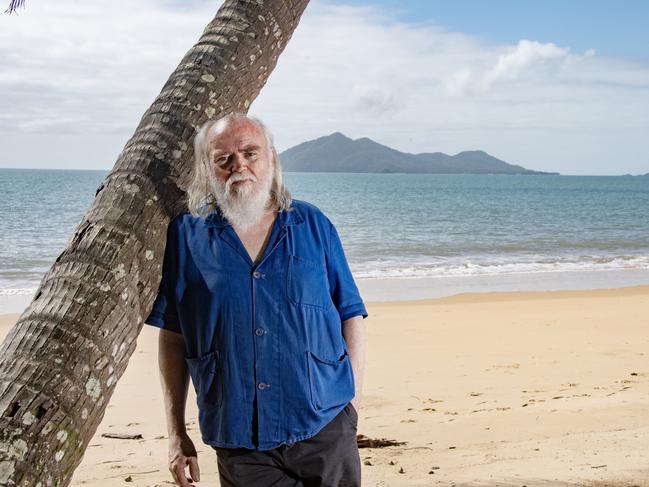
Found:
[168,432,200,486]
[158,329,195,485]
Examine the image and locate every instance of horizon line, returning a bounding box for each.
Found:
[2,166,649,177]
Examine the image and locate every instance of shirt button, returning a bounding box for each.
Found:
[257,382,269,390]
[255,328,266,336]
[253,271,261,279]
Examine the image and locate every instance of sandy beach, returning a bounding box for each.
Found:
[2,284,649,486]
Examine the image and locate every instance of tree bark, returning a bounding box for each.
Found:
[0,1,309,485]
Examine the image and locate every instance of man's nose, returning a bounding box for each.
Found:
[230,152,248,172]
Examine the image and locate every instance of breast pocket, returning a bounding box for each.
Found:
[286,255,333,310]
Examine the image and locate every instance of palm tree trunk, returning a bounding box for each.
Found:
[0,0,309,485]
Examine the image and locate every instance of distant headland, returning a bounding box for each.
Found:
[279,132,559,175]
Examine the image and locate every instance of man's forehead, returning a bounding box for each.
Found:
[208,119,266,150]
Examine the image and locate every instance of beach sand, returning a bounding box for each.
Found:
[1,285,649,486]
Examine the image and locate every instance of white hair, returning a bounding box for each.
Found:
[187,113,292,217]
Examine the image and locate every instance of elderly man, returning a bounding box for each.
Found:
[145,113,368,487]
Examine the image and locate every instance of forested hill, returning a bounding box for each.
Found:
[279,132,559,175]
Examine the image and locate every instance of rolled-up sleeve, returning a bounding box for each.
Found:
[326,222,368,322]
[145,216,182,335]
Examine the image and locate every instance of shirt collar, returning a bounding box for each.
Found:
[203,202,304,228]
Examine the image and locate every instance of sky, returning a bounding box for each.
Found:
[1,0,648,175]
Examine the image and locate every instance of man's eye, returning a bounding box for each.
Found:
[245,151,257,159]
[214,155,229,166]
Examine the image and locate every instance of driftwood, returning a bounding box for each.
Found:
[0,1,310,485]
[357,434,406,448]
[100,433,143,440]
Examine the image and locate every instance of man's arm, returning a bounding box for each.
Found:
[158,329,200,486]
[342,315,366,412]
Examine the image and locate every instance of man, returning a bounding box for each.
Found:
[145,113,368,487]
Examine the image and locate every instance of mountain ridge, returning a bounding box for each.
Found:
[279,132,559,175]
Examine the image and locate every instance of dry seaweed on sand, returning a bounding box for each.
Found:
[356,433,406,448]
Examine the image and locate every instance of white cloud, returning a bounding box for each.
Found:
[351,82,399,116]
[0,0,219,134]
[1,0,648,174]
[479,40,569,90]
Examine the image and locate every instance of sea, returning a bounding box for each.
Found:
[1,168,648,311]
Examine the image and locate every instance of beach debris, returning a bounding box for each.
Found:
[469,392,482,397]
[356,434,405,448]
[400,419,416,423]
[521,403,529,407]
[124,475,133,482]
[631,372,638,376]
[389,460,397,465]
[429,466,440,474]
[101,433,143,440]
[606,386,632,397]
[422,407,436,412]
[398,467,405,474]
[590,464,607,469]
[488,363,520,370]
[448,446,456,450]
[363,460,372,466]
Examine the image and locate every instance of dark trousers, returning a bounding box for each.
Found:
[213,402,360,487]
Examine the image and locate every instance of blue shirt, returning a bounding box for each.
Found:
[145,199,368,450]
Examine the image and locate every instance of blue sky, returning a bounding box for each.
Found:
[335,0,649,61]
[0,0,647,175]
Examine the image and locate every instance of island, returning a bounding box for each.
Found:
[279,132,559,175]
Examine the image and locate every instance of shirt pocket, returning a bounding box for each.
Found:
[185,350,223,410]
[306,349,355,411]
[286,255,333,310]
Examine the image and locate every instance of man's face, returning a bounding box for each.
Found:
[206,118,275,229]
[207,119,273,202]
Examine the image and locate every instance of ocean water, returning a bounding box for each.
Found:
[1,168,648,306]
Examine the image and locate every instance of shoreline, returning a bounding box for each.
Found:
[357,267,649,302]
[2,266,649,314]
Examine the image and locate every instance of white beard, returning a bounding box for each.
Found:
[209,169,273,231]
